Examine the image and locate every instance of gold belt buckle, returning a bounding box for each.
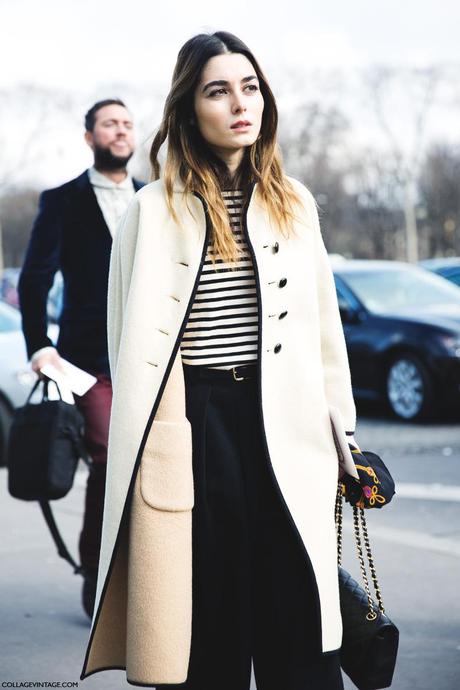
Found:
[232,366,245,382]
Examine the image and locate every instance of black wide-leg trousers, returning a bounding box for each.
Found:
[156,364,343,690]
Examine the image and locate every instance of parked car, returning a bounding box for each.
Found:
[419,257,460,288]
[0,268,63,322]
[0,267,21,308]
[0,300,58,466]
[332,260,460,421]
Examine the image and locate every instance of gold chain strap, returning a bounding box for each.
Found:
[357,505,385,614]
[335,484,385,621]
[335,485,344,566]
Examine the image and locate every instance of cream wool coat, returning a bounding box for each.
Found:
[80,176,358,685]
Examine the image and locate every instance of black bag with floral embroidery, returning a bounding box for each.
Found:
[341,449,395,509]
[337,447,398,689]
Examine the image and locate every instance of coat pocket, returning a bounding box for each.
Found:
[140,419,194,511]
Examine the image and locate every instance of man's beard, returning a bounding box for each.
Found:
[93,143,133,170]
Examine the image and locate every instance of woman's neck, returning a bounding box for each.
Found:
[209,150,250,192]
[211,147,244,178]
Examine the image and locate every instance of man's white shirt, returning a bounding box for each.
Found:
[88,166,136,237]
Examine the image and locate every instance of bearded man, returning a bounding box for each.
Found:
[18,99,145,618]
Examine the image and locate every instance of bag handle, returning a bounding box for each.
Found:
[25,378,45,404]
[38,500,84,575]
[335,485,386,620]
[26,376,65,404]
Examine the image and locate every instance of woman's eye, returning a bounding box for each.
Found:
[207,84,258,97]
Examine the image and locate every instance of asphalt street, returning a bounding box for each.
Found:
[1,409,459,690]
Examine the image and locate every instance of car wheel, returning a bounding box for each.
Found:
[386,354,434,421]
[0,397,13,467]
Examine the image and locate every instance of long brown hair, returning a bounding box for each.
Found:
[150,31,302,264]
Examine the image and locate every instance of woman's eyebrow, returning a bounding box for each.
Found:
[202,75,258,93]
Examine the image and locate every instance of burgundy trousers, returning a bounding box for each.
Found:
[74,373,112,572]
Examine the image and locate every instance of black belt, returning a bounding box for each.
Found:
[182,363,258,383]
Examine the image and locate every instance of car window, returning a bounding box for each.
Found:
[336,284,353,311]
[0,301,22,332]
[446,270,460,287]
[342,267,460,314]
[334,275,361,311]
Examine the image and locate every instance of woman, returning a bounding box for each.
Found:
[80,31,360,690]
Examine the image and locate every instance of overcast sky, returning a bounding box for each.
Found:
[2,0,459,89]
[1,0,459,187]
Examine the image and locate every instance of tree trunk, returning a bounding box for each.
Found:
[404,179,419,262]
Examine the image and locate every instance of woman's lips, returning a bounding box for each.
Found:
[230,121,252,131]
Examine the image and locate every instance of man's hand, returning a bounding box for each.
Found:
[31,346,65,377]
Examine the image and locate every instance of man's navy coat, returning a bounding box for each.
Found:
[18,170,144,375]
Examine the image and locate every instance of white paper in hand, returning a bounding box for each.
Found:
[40,359,97,398]
[39,364,75,404]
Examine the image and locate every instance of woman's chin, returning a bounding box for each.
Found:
[218,135,258,152]
[230,133,258,147]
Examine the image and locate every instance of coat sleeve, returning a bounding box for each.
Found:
[17,189,61,359]
[290,179,357,434]
[107,194,141,378]
[310,192,356,433]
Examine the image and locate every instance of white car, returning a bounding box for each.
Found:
[0,300,58,465]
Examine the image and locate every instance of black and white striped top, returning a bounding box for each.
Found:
[180,190,259,369]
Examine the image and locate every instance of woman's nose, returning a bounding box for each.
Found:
[231,94,246,114]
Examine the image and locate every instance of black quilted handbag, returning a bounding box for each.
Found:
[336,489,399,690]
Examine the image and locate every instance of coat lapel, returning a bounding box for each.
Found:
[72,170,110,237]
[72,170,145,239]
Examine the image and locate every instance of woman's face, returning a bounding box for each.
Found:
[193,52,264,161]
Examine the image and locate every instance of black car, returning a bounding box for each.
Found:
[419,257,460,288]
[332,260,460,421]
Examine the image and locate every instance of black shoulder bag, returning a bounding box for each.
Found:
[7,378,92,573]
[336,448,399,690]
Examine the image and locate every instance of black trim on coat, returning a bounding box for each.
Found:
[80,192,211,682]
[81,185,335,683]
[322,648,342,657]
[240,184,324,657]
